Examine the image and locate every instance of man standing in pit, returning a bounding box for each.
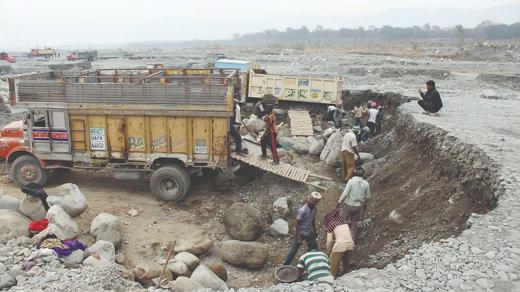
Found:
[366,102,379,134]
[284,192,322,265]
[337,168,370,241]
[418,80,443,115]
[341,126,361,182]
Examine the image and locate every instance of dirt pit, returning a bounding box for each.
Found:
[0,90,498,289]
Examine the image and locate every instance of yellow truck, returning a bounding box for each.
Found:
[247,69,342,104]
[7,69,239,202]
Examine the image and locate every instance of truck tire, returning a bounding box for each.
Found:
[150,165,191,202]
[10,155,48,187]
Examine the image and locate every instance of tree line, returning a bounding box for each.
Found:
[232,21,520,44]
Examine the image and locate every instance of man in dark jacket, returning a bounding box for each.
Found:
[418,80,443,115]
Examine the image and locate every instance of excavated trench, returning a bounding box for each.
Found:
[316,90,501,271]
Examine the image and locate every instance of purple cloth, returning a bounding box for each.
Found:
[51,239,87,257]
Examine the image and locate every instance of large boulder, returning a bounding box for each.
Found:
[167,261,190,277]
[272,196,289,219]
[0,190,20,212]
[45,205,79,239]
[277,136,295,150]
[358,152,375,163]
[46,183,87,217]
[206,263,228,282]
[89,213,122,249]
[269,219,289,237]
[361,157,386,177]
[82,255,110,267]
[19,196,46,221]
[0,209,30,243]
[320,130,344,166]
[308,136,324,155]
[0,273,16,289]
[190,265,228,291]
[172,276,204,292]
[223,203,263,241]
[85,240,115,262]
[173,225,214,256]
[174,252,200,270]
[245,117,265,133]
[291,137,309,154]
[132,262,163,285]
[218,240,269,269]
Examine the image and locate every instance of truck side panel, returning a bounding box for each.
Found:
[68,114,229,167]
[248,72,342,104]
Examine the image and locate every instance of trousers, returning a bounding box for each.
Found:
[230,124,242,152]
[418,100,441,113]
[284,232,317,265]
[341,150,356,182]
[330,251,350,278]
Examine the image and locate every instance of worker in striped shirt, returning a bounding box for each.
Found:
[297,241,334,291]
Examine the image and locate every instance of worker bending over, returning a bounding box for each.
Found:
[297,241,334,292]
[324,208,354,278]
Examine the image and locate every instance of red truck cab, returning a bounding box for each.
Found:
[0,120,24,161]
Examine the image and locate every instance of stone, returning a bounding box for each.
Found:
[190,265,228,291]
[223,202,263,241]
[475,278,494,288]
[173,226,214,256]
[277,136,295,150]
[218,240,269,269]
[416,269,427,280]
[19,195,46,221]
[0,194,20,212]
[132,262,163,285]
[388,210,403,224]
[269,219,289,236]
[82,255,110,267]
[46,183,87,217]
[308,138,324,155]
[85,240,115,262]
[174,252,199,270]
[206,263,228,282]
[358,152,375,162]
[313,125,322,133]
[115,253,125,264]
[446,278,463,288]
[168,261,190,277]
[320,130,343,166]
[480,89,500,99]
[361,157,385,177]
[291,137,309,154]
[245,117,265,133]
[273,196,289,219]
[46,205,79,239]
[127,209,138,217]
[63,249,84,265]
[0,209,30,243]
[172,276,204,292]
[0,273,16,289]
[89,213,122,249]
[274,109,287,115]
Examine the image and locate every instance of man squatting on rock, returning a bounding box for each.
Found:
[418,80,443,115]
[284,192,322,265]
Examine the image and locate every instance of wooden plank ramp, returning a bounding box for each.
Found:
[231,153,330,191]
[288,110,314,136]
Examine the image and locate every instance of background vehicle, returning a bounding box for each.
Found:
[8,68,239,202]
[0,121,24,161]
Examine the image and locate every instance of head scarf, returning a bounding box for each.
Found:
[324,208,345,233]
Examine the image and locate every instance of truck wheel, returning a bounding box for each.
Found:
[10,155,48,187]
[150,165,191,202]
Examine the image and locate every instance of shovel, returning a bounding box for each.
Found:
[356,206,372,228]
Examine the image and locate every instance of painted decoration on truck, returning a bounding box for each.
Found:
[32,130,69,141]
[90,128,106,151]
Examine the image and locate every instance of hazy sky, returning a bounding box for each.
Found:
[2,0,519,50]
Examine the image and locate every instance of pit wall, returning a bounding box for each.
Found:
[395,111,501,210]
[237,106,505,292]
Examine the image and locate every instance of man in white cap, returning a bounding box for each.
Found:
[284,192,322,265]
